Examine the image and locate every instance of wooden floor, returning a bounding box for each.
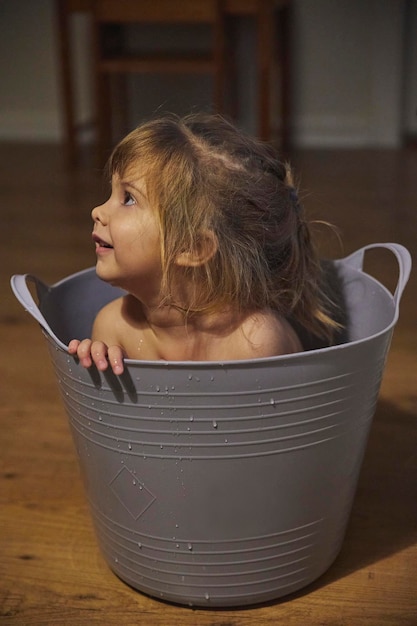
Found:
[1,143,416,625]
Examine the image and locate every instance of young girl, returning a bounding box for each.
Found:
[69,113,338,375]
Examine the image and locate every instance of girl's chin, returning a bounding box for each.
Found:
[95,266,129,292]
[95,263,116,283]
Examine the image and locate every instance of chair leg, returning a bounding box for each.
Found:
[257,1,274,141]
[213,0,227,113]
[223,12,239,121]
[91,17,113,168]
[94,23,132,166]
[56,0,77,167]
[95,72,113,167]
[112,73,130,141]
[277,3,292,153]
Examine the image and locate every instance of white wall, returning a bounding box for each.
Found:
[0,0,413,147]
[403,0,417,136]
[291,0,405,147]
[0,0,61,140]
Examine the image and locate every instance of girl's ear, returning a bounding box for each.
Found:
[175,230,218,267]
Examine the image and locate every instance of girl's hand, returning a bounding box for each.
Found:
[68,339,125,375]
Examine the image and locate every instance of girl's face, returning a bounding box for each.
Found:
[91,172,163,302]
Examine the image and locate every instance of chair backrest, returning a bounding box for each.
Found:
[90,0,226,163]
[94,0,221,24]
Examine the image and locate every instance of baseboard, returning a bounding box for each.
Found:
[0,111,62,142]
[0,110,403,148]
[290,114,402,149]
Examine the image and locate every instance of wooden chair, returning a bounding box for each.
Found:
[91,0,227,164]
[56,0,292,167]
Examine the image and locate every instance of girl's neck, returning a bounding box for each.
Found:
[128,271,243,336]
[142,299,243,337]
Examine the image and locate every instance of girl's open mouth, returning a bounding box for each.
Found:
[93,234,113,249]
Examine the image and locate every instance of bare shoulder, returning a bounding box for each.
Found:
[93,295,123,323]
[240,309,303,358]
[91,295,129,342]
[92,294,148,349]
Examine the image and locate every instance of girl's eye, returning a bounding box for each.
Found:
[123,191,135,206]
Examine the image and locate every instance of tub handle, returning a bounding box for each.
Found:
[341,243,412,309]
[10,273,67,349]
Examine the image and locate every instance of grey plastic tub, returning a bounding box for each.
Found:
[11,243,411,608]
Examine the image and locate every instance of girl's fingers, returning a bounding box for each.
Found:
[68,339,80,354]
[90,341,110,371]
[75,338,94,369]
[107,345,125,375]
[68,339,124,375]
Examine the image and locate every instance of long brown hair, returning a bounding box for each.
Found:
[107,113,337,340]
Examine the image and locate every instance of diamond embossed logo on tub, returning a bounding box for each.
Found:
[109,467,156,520]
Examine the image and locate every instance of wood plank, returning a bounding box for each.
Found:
[2,144,416,624]
[96,0,217,23]
[64,0,291,18]
[99,54,216,74]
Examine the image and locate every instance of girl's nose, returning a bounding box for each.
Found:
[91,201,107,224]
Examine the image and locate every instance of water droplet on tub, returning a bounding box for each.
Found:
[138,542,142,549]
[155,385,160,392]
[187,543,193,551]
[128,443,132,450]
[189,415,194,421]
[212,420,218,428]
[270,398,275,405]
[205,592,210,601]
